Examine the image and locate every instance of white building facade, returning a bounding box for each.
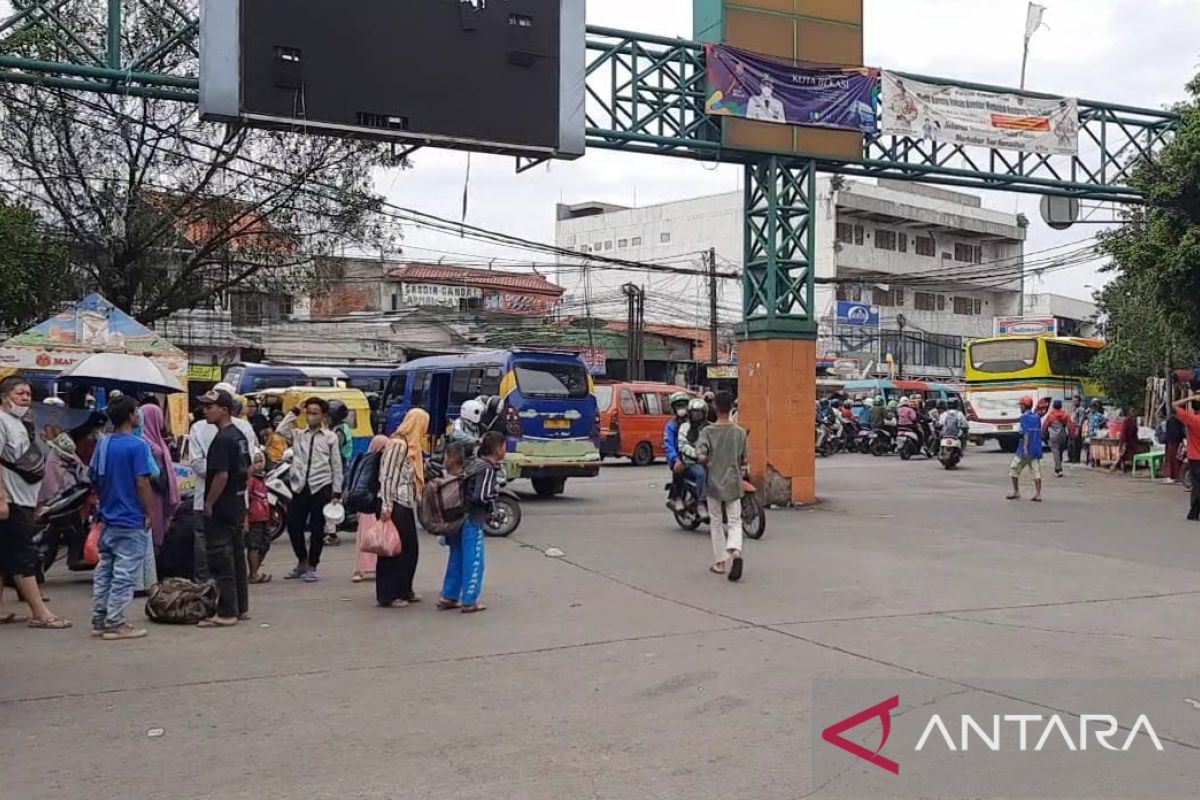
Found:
[555,179,1027,378]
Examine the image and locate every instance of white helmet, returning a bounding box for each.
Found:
[460,398,485,425]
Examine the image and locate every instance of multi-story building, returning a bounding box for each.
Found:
[1022,293,1099,338]
[555,179,1028,378]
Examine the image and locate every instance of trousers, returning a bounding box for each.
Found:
[707,497,743,564]
[287,486,332,569]
[442,519,486,606]
[1189,461,1200,520]
[90,526,150,629]
[205,511,248,619]
[683,464,708,502]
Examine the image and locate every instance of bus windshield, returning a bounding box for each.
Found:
[969,339,1038,373]
[515,361,590,399]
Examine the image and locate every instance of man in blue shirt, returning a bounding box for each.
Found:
[89,396,154,640]
[1006,396,1044,502]
[663,391,690,511]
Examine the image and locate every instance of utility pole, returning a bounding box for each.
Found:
[622,282,645,381]
[707,247,719,384]
[1018,2,1046,317]
[896,313,907,380]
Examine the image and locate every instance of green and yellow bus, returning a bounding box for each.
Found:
[964,335,1104,451]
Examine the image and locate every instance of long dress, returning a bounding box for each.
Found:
[374,440,419,606]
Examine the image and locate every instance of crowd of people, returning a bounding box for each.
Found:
[0,376,506,639]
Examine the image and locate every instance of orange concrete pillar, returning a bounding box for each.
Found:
[739,338,817,504]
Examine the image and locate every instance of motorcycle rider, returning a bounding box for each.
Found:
[868,396,887,430]
[677,398,711,519]
[449,398,487,454]
[940,398,969,450]
[663,391,691,512]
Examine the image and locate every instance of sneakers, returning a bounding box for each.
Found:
[101,623,147,641]
[303,570,320,583]
[1163,478,1178,485]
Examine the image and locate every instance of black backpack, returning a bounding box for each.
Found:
[343,450,382,514]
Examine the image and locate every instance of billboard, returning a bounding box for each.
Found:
[704,44,879,133]
[880,72,1079,156]
[200,0,585,160]
[836,302,881,327]
[995,316,1058,336]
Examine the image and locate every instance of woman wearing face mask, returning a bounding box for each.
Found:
[663,391,691,512]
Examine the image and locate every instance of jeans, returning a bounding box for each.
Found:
[683,464,708,503]
[1189,461,1200,520]
[288,486,333,569]
[442,519,486,606]
[205,510,248,619]
[91,526,150,629]
[1049,435,1068,473]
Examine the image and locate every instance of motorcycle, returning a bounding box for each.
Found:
[869,426,897,457]
[854,426,876,454]
[938,436,964,469]
[816,417,844,457]
[33,483,93,574]
[666,475,766,540]
[424,454,522,538]
[896,425,923,461]
[264,457,292,542]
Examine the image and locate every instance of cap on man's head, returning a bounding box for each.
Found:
[198,388,237,411]
[1053,399,1063,409]
[213,381,237,395]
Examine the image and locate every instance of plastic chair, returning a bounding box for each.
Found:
[1131,451,1165,478]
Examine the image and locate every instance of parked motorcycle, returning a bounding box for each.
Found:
[264,457,292,542]
[33,483,93,574]
[938,436,964,469]
[666,476,766,540]
[816,417,845,457]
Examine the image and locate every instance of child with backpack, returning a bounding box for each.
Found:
[435,434,503,613]
[246,452,273,584]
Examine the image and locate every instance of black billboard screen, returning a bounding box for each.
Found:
[201,0,584,159]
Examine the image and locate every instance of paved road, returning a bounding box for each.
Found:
[3,450,1198,799]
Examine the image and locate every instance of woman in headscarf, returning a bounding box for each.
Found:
[351,435,390,583]
[374,409,428,608]
[132,403,176,589]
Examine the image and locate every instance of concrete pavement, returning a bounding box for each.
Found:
[2,450,1198,799]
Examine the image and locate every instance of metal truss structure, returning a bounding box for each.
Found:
[0,8,1180,338]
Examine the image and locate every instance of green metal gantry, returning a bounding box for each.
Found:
[0,5,1181,339]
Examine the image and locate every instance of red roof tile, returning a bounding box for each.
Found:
[388,263,564,296]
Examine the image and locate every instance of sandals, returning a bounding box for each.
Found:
[709,564,726,575]
[461,604,487,614]
[728,555,744,583]
[197,617,238,628]
[249,573,272,585]
[437,598,462,611]
[27,616,72,629]
[283,566,307,580]
[1005,494,1021,500]
[351,573,364,583]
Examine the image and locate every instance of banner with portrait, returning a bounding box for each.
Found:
[880,72,1079,156]
[704,44,880,133]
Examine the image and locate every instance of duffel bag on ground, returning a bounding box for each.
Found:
[145,577,218,624]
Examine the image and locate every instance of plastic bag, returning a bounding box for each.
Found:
[359,513,401,557]
[82,520,102,567]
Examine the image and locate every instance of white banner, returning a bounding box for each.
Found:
[881,72,1079,156]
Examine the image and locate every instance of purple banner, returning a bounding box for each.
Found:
[704,44,880,133]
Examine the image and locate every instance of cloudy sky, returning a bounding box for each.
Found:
[379,0,1200,302]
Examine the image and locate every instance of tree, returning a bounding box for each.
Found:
[0,1,402,324]
[0,199,78,335]
[1093,70,1200,405]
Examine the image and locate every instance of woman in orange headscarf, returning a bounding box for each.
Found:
[374,409,428,607]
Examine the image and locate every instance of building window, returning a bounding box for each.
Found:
[953,296,979,316]
[851,284,862,302]
[915,236,936,257]
[580,245,589,253]
[594,242,602,251]
[836,222,854,244]
[873,287,903,307]
[955,243,983,263]
[631,236,642,247]
[974,298,983,315]
[875,229,897,251]
[390,293,399,311]
[604,241,613,251]
[898,233,908,253]
[660,232,671,243]
[618,238,628,249]
[937,294,945,311]
[914,291,938,312]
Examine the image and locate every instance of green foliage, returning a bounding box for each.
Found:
[1093,71,1200,406]
[0,199,76,335]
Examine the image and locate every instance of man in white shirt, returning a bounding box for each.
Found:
[746,74,786,123]
[188,382,258,579]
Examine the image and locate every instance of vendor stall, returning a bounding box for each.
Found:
[0,294,190,435]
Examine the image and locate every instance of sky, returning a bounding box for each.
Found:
[377,0,1200,304]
